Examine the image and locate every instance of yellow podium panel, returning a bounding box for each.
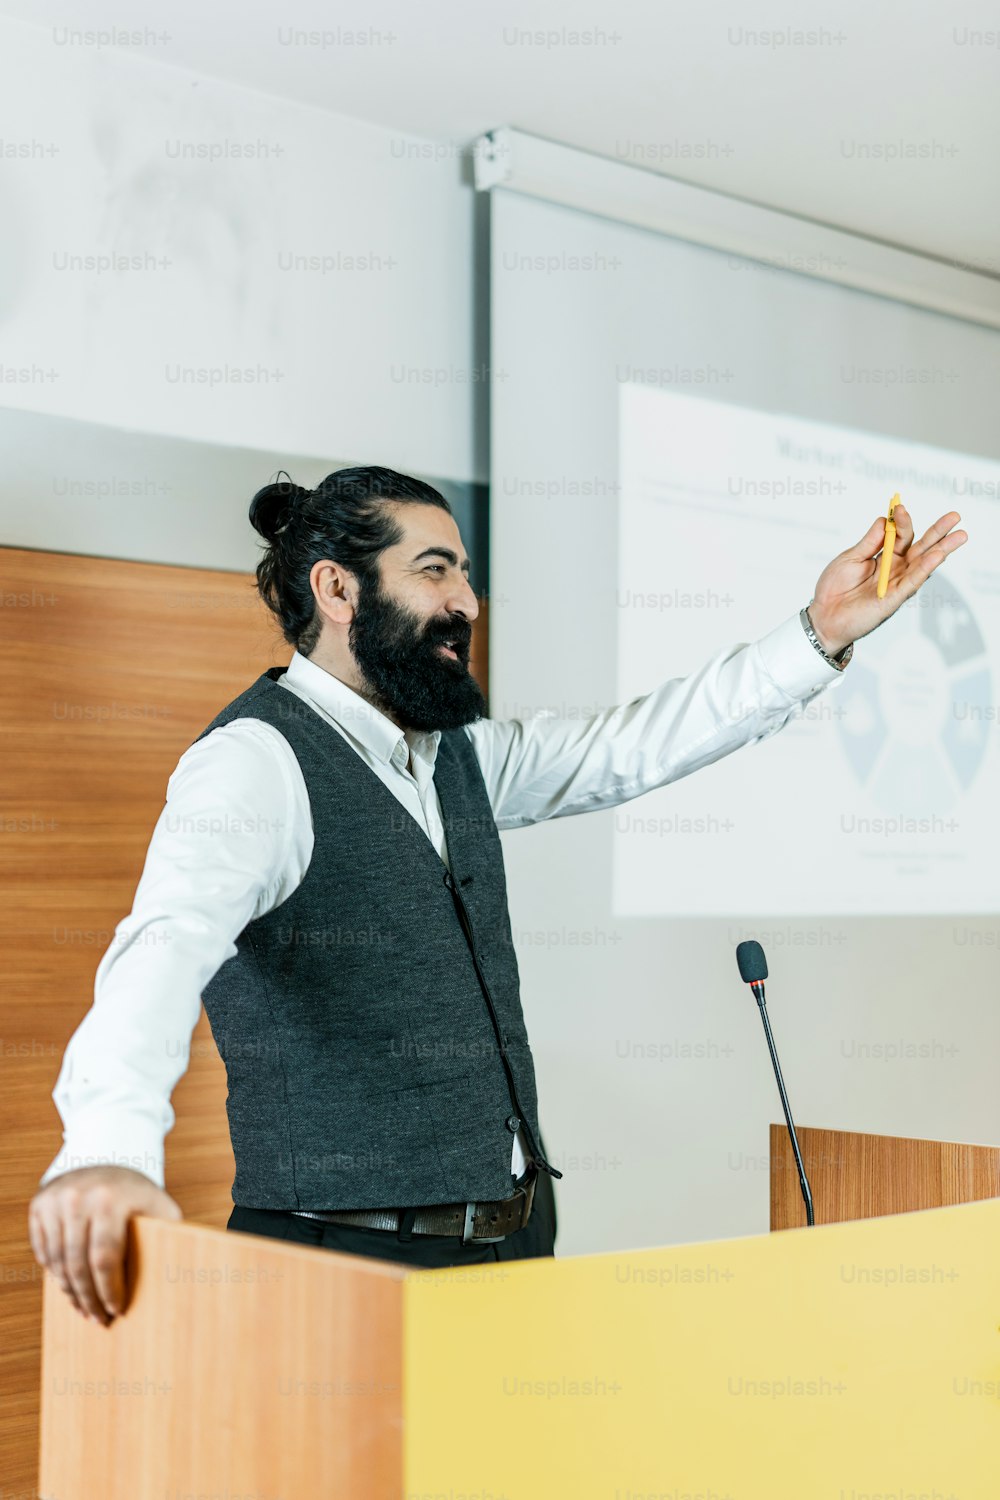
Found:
[405,1198,1000,1499]
[38,1193,1000,1498]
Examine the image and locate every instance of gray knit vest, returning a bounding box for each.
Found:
[195,667,545,1211]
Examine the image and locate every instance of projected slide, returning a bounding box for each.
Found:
[615,385,999,916]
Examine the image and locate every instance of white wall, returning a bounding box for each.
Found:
[0,13,486,504]
[490,187,1000,1257]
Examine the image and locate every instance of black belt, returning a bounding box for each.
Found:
[291,1168,536,1244]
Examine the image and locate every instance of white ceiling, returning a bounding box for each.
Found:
[5,0,999,271]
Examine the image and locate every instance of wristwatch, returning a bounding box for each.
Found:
[799,605,853,672]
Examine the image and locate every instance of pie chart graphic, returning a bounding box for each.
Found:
[833,573,991,816]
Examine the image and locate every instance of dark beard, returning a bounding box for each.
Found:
[348,574,487,732]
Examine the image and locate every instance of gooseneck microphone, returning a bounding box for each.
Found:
[735,940,815,1227]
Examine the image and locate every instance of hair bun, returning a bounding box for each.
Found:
[249,473,310,543]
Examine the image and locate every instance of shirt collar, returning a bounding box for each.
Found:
[282,651,442,769]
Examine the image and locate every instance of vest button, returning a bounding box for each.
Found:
[506,1114,521,1133]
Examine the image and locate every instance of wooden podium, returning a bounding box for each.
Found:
[770,1122,1000,1229]
[39,1128,1000,1499]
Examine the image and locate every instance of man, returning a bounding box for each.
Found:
[29,465,966,1324]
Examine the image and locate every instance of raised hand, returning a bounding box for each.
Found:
[807,503,968,656]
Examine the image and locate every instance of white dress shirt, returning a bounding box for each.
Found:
[40,612,843,1194]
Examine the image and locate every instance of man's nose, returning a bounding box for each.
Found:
[446,576,480,623]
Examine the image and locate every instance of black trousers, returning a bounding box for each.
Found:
[226,1166,557,1270]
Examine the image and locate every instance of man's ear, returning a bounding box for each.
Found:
[310,559,357,626]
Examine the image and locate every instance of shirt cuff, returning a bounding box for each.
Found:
[38,1121,166,1191]
[754,611,846,702]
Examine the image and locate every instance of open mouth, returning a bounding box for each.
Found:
[438,640,460,661]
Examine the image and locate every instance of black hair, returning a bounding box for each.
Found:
[248,465,452,656]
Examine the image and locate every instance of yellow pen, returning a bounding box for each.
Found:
[876,492,900,599]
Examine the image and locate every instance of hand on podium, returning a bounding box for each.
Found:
[28,1166,182,1327]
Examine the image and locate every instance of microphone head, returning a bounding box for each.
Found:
[736,939,768,984]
